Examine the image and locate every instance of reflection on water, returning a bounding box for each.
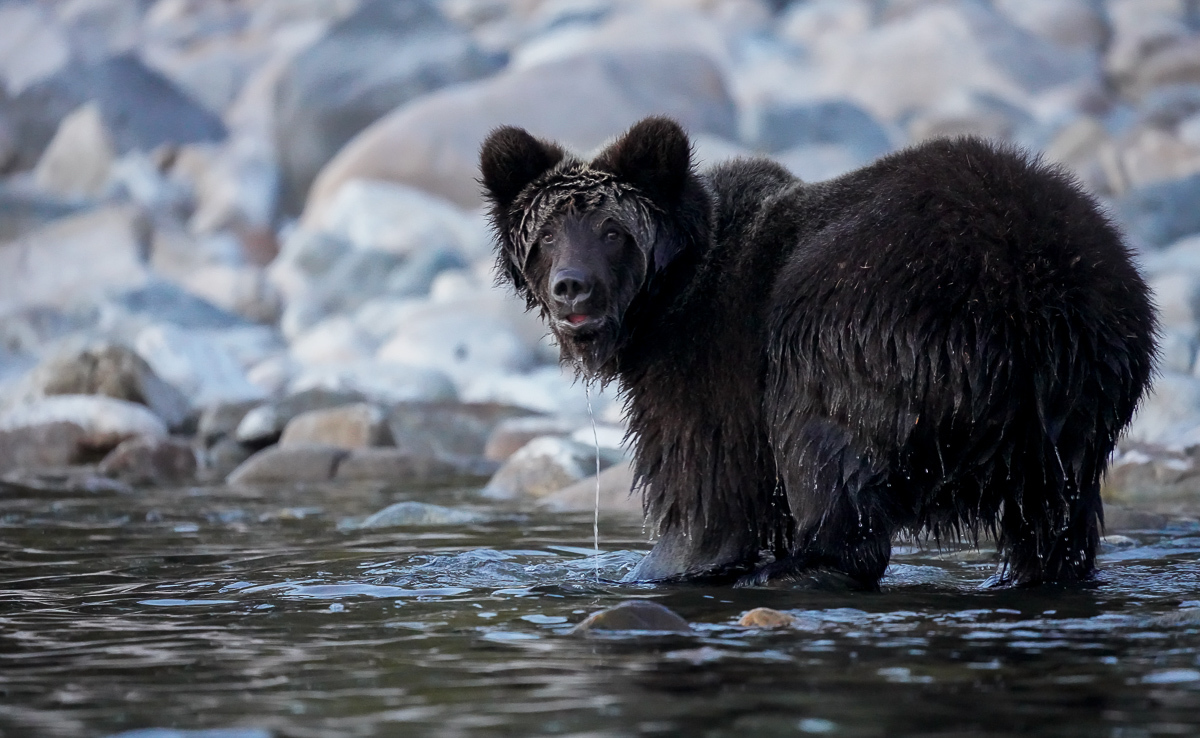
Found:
[1,481,1198,737]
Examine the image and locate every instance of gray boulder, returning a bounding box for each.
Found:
[0,394,167,456]
[482,436,608,500]
[235,388,365,445]
[279,402,393,450]
[1115,173,1200,247]
[98,436,198,487]
[227,444,348,485]
[388,401,537,458]
[335,447,497,484]
[0,421,87,472]
[573,600,692,634]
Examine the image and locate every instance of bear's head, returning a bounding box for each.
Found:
[480,116,706,375]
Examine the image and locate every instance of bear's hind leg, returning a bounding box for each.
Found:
[993,477,1102,587]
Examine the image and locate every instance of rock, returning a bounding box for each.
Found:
[0,205,149,315]
[1148,273,1200,329]
[388,401,537,458]
[1123,372,1200,446]
[738,607,797,629]
[274,0,501,213]
[1114,173,1200,247]
[226,444,348,485]
[115,281,250,330]
[33,102,115,198]
[317,179,479,257]
[3,54,226,170]
[97,436,197,487]
[8,342,190,430]
[461,365,621,419]
[746,99,891,158]
[538,459,640,515]
[0,4,70,97]
[279,402,392,450]
[234,388,365,445]
[288,362,459,406]
[267,228,353,309]
[1141,234,1200,277]
[356,501,488,528]
[1118,127,1200,190]
[134,324,267,412]
[572,600,692,634]
[0,186,86,243]
[1104,445,1200,502]
[0,395,166,455]
[906,90,1036,144]
[290,316,374,367]
[485,415,577,461]
[334,447,498,484]
[141,33,268,116]
[303,48,737,214]
[1160,329,1197,374]
[0,421,87,472]
[775,144,870,183]
[173,264,283,325]
[197,398,260,446]
[1124,38,1200,103]
[482,436,607,500]
[199,436,254,483]
[992,0,1107,51]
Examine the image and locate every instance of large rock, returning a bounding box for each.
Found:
[0,395,167,455]
[746,99,892,158]
[7,342,190,430]
[235,388,365,445]
[573,600,692,634]
[482,436,608,500]
[97,436,198,487]
[0,4,70,97]
[274,0,501,213]
[3,54,226,170]
[33,102,115,198]
[279,402,392,450]
[538,459,641,515]
[334,447,498,484]
[303,49,738,215]
[226,444,348,485]
[388,401,537,458]
[0,421,87,472]
[0,205,149,315]
[315,179,481,257]
[1114,173,1200,247]
[134,324,268,413]
[1104,445,1200,503]
[287,362,459,406]
[197,398,261,446]
[1124,372,1200,446]
[485,415,577,461]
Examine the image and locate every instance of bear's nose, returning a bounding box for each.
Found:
[551,269,593,304]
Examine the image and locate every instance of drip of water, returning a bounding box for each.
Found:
[584,383,601,581]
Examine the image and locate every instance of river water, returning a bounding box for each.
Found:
[2,478,1199,737]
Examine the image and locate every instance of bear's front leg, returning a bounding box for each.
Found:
[624,523,761,583]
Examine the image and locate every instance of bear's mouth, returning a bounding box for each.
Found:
[556,314,603,333]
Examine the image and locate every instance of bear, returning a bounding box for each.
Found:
[479,116,1157,589]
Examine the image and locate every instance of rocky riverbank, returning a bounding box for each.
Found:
[1,0,1199,508]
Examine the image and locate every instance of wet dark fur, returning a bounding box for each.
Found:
[481,117,1158,588]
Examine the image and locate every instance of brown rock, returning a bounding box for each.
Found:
[738,607,796,629]
[335,447,497,486]
[573,600,692,634]
[98,436,197,487]
[482,436,599,500]
[388,401,537,458]
[0,421,87,472]
[484,415,576,461]
[226,444,347,485]
[279,402,391,450]
[538,459,641,515]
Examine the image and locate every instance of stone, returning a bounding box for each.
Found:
[738,607,797,629]
[317,179,479,257]
[1118,127,1200,190]
[33,102,116,198]
[461,365,622,419]
[906,90,1036,144]
[0,395,167,455]
[3,54,226,170]
[0,4,70,96]
[992,0,1107,51]
[274,0,501,213]
[775,144,870,184]
[290,316,374,367]
[115,281,250,331]
[197,398,261,446]
[226,444,348,485]
[538,459,641,515]
[134,324,267,412]
[1104,445,1200,502]
[0,205,149,315]
[482,436,606,500]
[8,342,190,430]
[303,48,737,213]
[355,501,488,528]
[234,388,365,445]
[485,415,577,461]
[334,447,498,484]
[141,33,268,116]
[97,436,198,487]
[1123,372,1200,446]
[1141,234,1200,277]
[1114,173,1200,247]
[572,600,692,634]
[388,401,536,458]
[747,99,891,158]
[174,264,283,325]
[1160,329,1197,375]
[199,436,255,483]
[279,402,392,450]
[288,362,459,406]
[0,421,87,472]
[1148,273,1200,329]
[267,228,353,308]
[0,186,86,244]
[1125,38,1200,102]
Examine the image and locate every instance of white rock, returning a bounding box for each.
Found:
[1160,329,1198,374]
[0,3,70,95]
[1123,372,1200,446]
[289,362,458,405]
[461,365,620,420]
[175,264,282,325]
[482,435,599,500]
[134,324,267,411]
[317,179,478,257]
[1149,273,1200,329]
[0,205,149,315]
[33,103,116,198]
[0,394,166,451]
[291,316,374,366]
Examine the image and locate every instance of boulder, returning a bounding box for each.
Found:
[234,388,365,445]
[290,316,374,367]
[482,436,607,500]
[388,401,537,458]
[572,600,692,634]
[1104,445,1200,503]
[316,179,480,257]
[538,459,641,515]
[0,4,70,97]
[0,205,149,315]
[1123,372,1200,446]
[0,395,167,456]
[226,444,348,485]
[134,323,267,413]
[991,0,1107,52]
[287,362,459,406]
[199,436,255,484]
[335,447,498,484]
[0,421,87,472]
[173,264,283,325]
[274,0,501,213]
[279,402,392,450]
[485,415,577,461]
[8,342,190,430]
[32,102,115,198]
[1114,173,1200,247]
[98,436,198,487]
[355,501,488,528]
[197,398,261,446]
[303,48,737,215]
[746,99,891,158]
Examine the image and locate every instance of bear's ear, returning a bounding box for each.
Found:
[594,117,693,203]
[479,126,566,210]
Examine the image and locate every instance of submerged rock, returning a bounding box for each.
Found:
[356,501,488,528]
[573,600,692,634]
[234,388,365,445]
[738,608,797,629]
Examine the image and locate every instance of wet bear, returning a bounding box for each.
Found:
[480,116,1157,588]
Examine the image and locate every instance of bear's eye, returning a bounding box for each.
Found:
[603,227,622,242]
[539,230,556,245]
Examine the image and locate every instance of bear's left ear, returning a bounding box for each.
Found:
[480,126,566,211]
[594,117,693,203]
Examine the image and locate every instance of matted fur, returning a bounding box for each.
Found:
[481,117,1157,588]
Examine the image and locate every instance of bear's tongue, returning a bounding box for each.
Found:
[567,314,589,325]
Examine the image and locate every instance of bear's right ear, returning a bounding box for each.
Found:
[593,116,693,204]
[480,127,565,210]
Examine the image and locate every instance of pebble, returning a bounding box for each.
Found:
[738,607,797,629]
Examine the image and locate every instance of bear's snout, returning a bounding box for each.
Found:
[551,268,594,306]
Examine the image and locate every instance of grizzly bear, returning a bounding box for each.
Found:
[480,116,1156,588]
